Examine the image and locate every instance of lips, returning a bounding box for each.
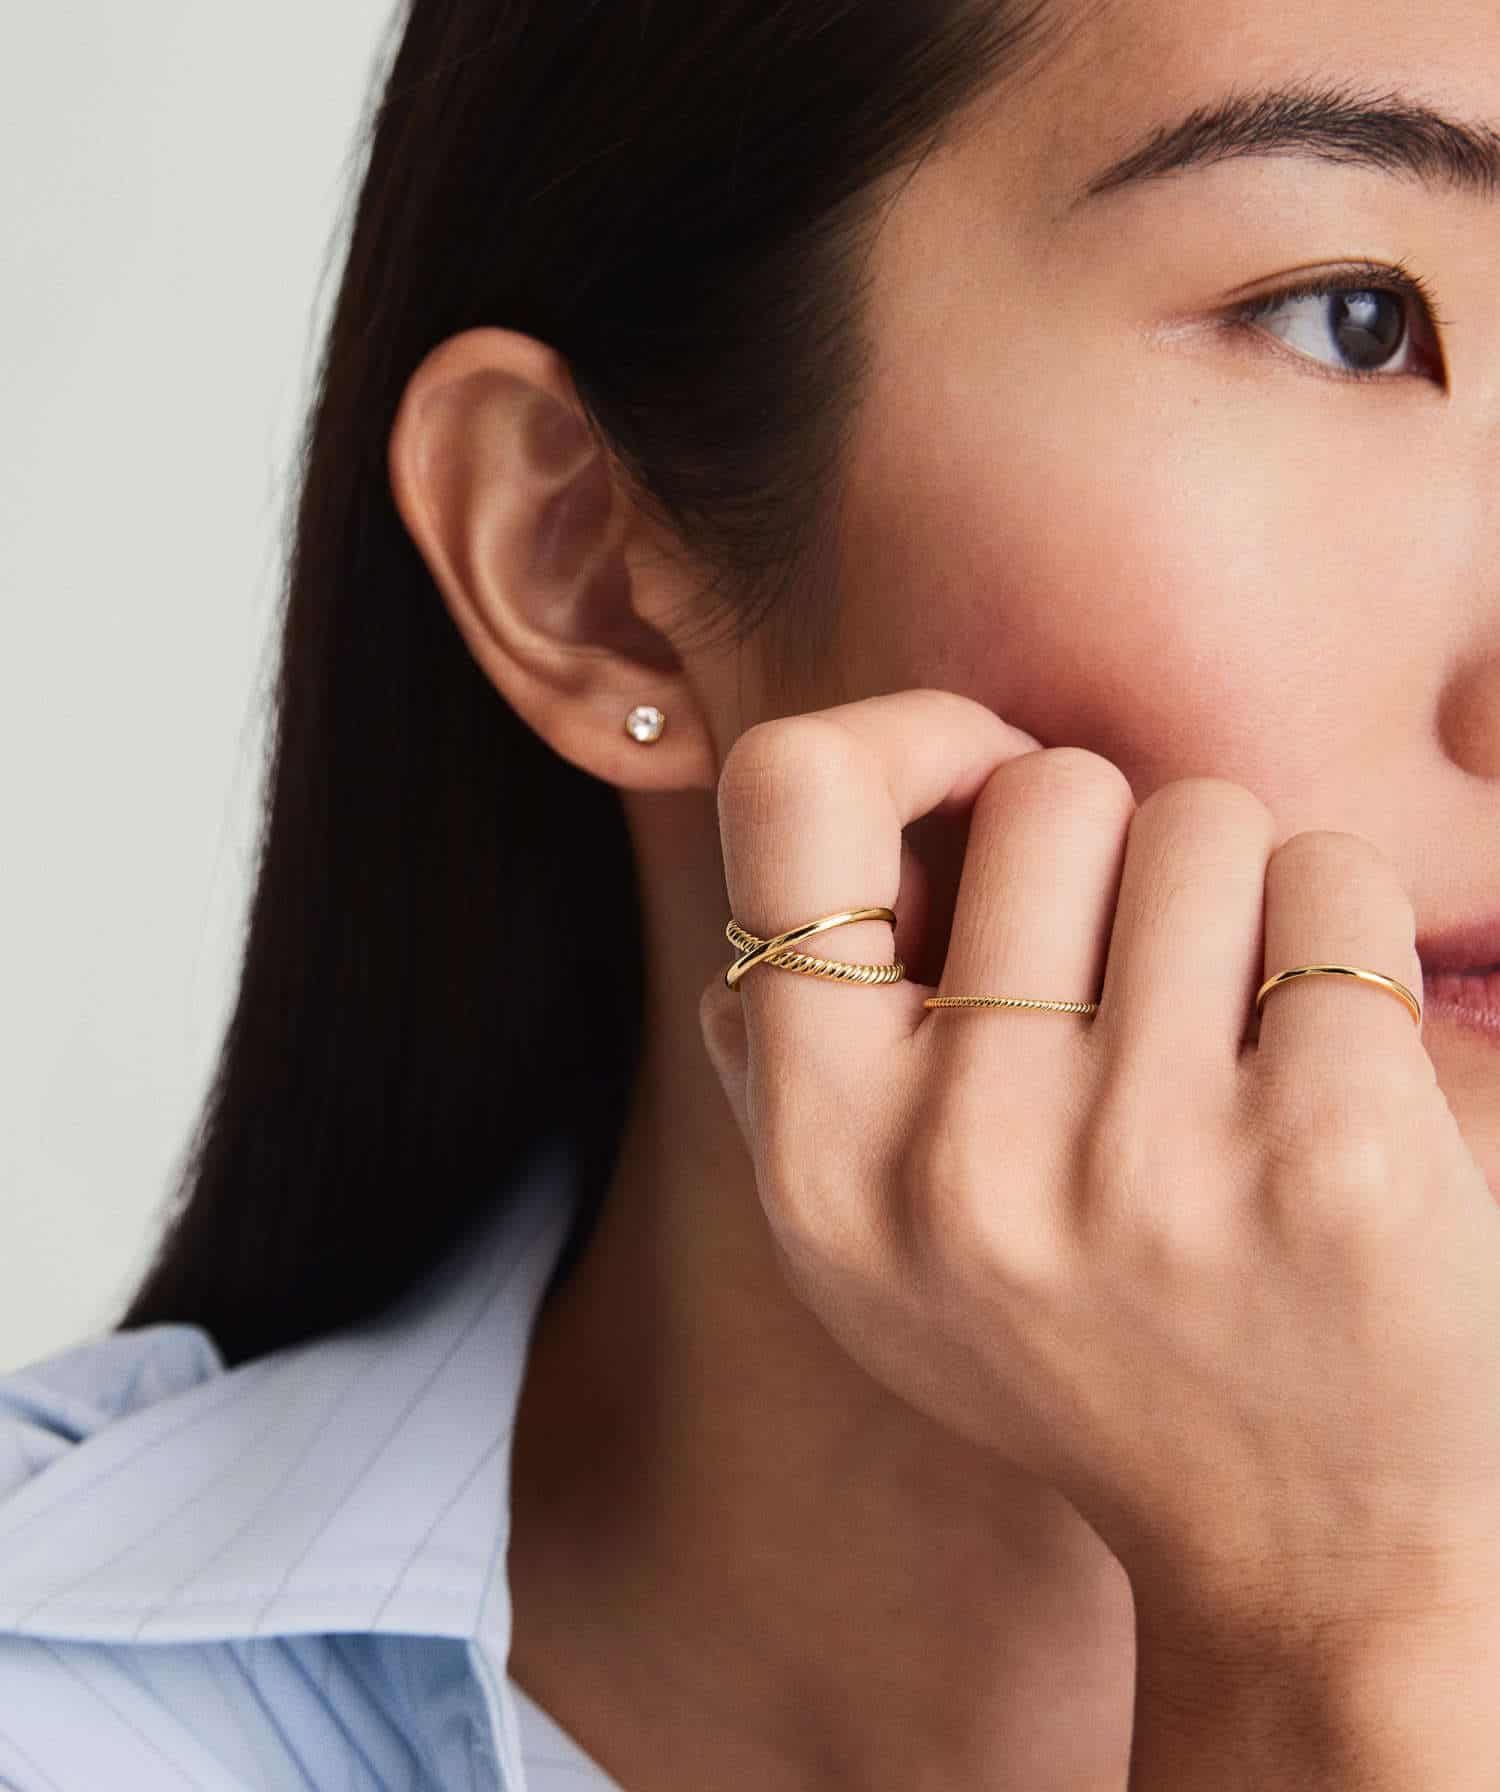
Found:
[1416,912,1500,1041]
[1417,915,1500,977]
[1421,965,1500,1040]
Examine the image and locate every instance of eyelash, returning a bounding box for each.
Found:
[1226,258,1451,383]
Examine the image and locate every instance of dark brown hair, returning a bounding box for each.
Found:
[117,0,1062,1367]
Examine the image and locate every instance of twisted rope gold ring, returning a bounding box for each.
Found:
[724,909,904,991]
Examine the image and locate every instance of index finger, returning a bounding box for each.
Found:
[716,688,1044,1061]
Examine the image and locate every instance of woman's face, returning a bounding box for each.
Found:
[740,0,1499,1177]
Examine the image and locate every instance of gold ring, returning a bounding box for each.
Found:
[924,967,1420,1027]
[923,995,1099,1015]
[725,909,903,991]
[1255,964,1422,1029]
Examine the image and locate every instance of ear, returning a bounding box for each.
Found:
[387,327,717,791]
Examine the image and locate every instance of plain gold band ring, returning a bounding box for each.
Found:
[1254,964,1423,1029]
[724,909,903,991]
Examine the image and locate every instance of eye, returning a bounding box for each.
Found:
[1229,264,1448,384]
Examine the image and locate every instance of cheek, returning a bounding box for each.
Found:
[836,362,1417,798]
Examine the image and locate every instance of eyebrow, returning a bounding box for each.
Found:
[1076,81,1500,206]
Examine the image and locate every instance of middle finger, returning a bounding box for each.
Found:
[926,748,1136,1083]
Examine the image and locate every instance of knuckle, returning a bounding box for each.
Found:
[999,746,1136,823]
[907,686,1017,728]
[1268,828,1395,879]
[1258,1078,1405,1206]
[1134,775,1276,838]
[717,714,864,826]
[1261,827,1405,903]
[900,1102,1058,1296]
[1075,1074,1229,1269]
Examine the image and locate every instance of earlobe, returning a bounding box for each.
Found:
[386,327,720,794]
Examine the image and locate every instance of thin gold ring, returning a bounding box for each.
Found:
[1255,964,1422,1029]
[924,995,1099,1015]
[925,968,1421,1027]
[724,909,903,991]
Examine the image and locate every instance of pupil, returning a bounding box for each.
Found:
[1330,290,1403,369]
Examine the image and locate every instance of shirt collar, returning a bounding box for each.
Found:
[0,1127,582,1657]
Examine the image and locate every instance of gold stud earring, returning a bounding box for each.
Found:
[624,705,666,744]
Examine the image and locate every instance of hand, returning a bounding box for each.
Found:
[699,688,1500,1641]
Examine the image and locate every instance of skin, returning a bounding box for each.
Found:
[386,0,1500,1785]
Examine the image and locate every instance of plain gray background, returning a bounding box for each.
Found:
[2,6,400,1370]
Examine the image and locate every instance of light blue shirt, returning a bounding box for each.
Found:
[0,1130,625,1790]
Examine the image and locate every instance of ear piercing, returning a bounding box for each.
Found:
[625,705,666,744]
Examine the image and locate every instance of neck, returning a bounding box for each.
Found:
[507,791,1137,1790]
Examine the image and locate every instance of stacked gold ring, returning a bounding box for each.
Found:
[724,909,904,991]
[725,908,1422,1031]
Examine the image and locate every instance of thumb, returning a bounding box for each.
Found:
[699,973,752,1142]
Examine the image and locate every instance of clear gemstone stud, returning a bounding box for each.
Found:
[625,705,666,744]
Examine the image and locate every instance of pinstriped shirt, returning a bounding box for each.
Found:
[0,1132,623,1791]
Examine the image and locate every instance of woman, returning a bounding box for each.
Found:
[3,0,1498,1785]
